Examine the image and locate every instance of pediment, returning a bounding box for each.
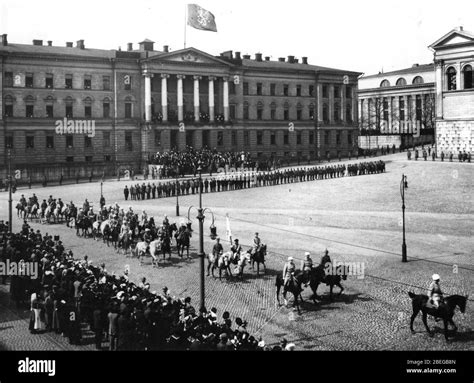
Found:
[430,29,474,50]
[146,47,233,66]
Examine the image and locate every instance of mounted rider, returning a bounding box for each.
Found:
[230,239,242,258]
[301,252,313,286]
[83,199,90,214]
[251,232,261,256]
[282,257,296,289]
[321,249,331,267]
[428,274,443,308]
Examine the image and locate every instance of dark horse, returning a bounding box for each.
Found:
[75,217,92,237]
[306,264,348,302]
[176,227,192,259]
[408,292,468,341]
[249,245,267,276]
[275,272,305,314]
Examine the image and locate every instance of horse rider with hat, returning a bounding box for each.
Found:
[428,274,443,308]
[321,249,331,267]
[283,257,296,289]
[251,232,261,256]
[212,237,224,258]
[301,252,313,286]
[231,239,242,258]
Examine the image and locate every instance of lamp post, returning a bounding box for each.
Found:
[175,171,180,217]
[400,174,408,262]
[7,149,12,234]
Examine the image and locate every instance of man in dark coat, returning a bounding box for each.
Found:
[123,186,129,201]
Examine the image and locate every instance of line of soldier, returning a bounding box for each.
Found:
[123,160,386,201]
[407,147,471,162]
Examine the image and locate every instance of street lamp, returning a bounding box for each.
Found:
[175,170,180,217]
[400,174,408,262]
[7,149,12,234]
[187,162,216,313]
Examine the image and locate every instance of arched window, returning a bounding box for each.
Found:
[463,64,473,89]
[322,104,329,122]
[396,78,407,86]
[412,76,424,85]
[380,80,390,87]
[446,67,457,90]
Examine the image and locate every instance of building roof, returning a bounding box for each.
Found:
[361,63,434,80]
[0,43,117,59]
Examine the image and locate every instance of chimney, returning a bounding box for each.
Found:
[47,40,52,46]
[1,34,7,46]
[278,57,285,62]
[412,63,419,68]
[220,50,233,59]
[118,46,122,51]
[287,55,295,63]
[127,43,133,51]
[265,56,270,61]
[66,42,73,47]
[243,54,251,59]
[255,53,262,62]
[139,39,155,51]
[459,26,464,31]
[294,58,299,64]
[302,57,308,64]
[33,39,43,46]
[163,45,169,53]
[234,52,241,60]
[76,39,85,49]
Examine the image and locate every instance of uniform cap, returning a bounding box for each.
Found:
[288,257,294,261]
[304,252,311,257]
[432,274,440,281]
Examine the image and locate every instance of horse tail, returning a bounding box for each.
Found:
[408,291,416,299]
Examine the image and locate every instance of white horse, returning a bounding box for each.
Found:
[41,206,52,224]
[26,203,39,221]
[207,251,236,279]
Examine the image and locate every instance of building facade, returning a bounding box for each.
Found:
[357,63,436,149]
[0,35,361,181]
[429,27,474,154]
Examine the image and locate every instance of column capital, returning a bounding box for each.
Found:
[143,72,154,78]
[177,74,186,80]
[193,75,202,81]
[208,76,217,81]
[160,73,170,79]
[222,76,230,82]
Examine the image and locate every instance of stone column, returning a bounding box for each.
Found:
[177,75,186,122]
[209,76,216,122]
[193,75,201,122]
[403,95,408,133]
[223,77,230,122]
[328,84,334,124]
[341,85,346,122]
[434,60,443,118]
[388,97,392,133]
[358,99,363,126]
[161,74,169,122]
[456,62,462,90]
[144,73,153,122]
[317,84,323,123]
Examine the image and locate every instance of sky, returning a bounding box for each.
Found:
[1,0,473,76]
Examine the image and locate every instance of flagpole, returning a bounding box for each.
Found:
[184,4,187,49]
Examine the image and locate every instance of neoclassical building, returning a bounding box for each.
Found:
[429,27,474,154]
[0,35,361,181]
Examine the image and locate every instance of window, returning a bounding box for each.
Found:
[85,136,92,148]
[322,85,328,98]
[103,76,110,90]
[85,106,92,118]
[396,78,407,86]
[231,131,237,146]
[346,104,352,123]
[336,131,341,146]
[26,105,34,118]
[323,104,329,123]
[84,75,92,90]
[4,72,13,87]
[283,84,289,96]
[463,65,473,89]
[4,104,13,117]
[296,85,301,97]
[244,131,250,146]
[297,132,302,145]
[283,131,289,145]
[243,102,249,119]
[104,155,111,162]
[380,80,390,87]
[104,132,111,147]
[42,134,53,150]
[230,104,236,120]
[103,102,110,118]
[348,132,353,145]
[270,83,276,96]
[346,86,352,98]
[125,103,132,118]
[412,76,424,85]
[270,131,276,145]
[446,67,456,90]
[25,73,33,88]
[334,86,340,98]
[334,102,340,122]
[309,132,314,144]
[26,136,34,148]
[270,103,276,120]
[46,105,53,118]
[324,131,330,145]
[383,98,389,123]
[45,74,53,89]
[243,82,249,95]
[256,83,262,95]
[5,135,13,148]
[309,85,314,97]
[257,131,263,145]
[283,108,289,120]
[65,74,73,89]
[296,109,302,120]
[125,132,133,151]
[66,156,74,163]
[66,135,73,148]
[399,97,405,121]
[217,131,223,146]
[85,156,93,162]
[257,102,264,120]
[66,105,73,118]
[309,104,315,120]
[416,95,422,121]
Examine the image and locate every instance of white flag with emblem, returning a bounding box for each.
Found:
[187,4,217,32]
[225,213,232,244]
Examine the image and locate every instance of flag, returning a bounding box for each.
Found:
[225,213,232,244]
[187,4,217,32]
